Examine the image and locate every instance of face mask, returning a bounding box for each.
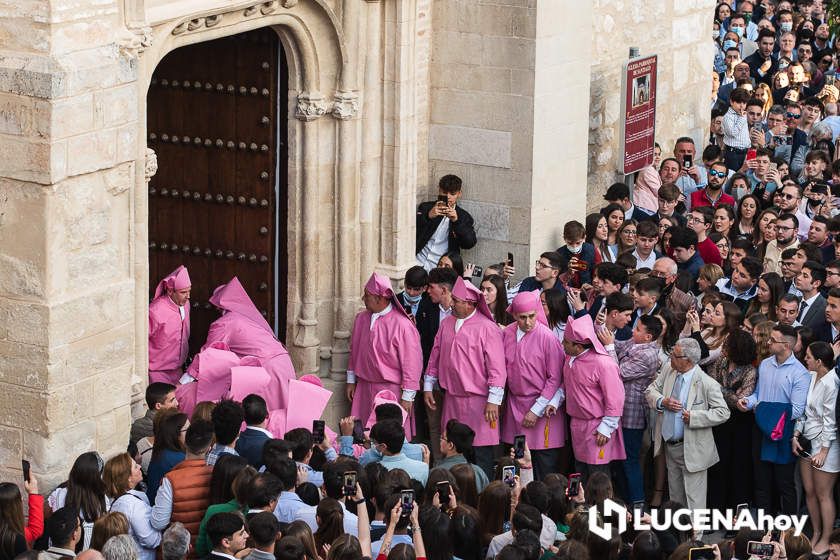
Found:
[731,25,745,37]
[723,39,738,50]
[567,244,583,254]
[404,293,422,304]
[742,13,752,24]
[780,22,793,33]
[778,60,789,70]
[714,30,721,41]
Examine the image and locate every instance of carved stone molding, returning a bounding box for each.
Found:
[144,148,158,181]
[118,24,153,58]
[332,91,360,120]
[283,0,299,7]
[295,91,328,121]
[244,0,296,17]
[171,14,222,35]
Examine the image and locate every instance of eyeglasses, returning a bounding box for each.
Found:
[708,169,727,178]
[535,260,557,270]
[622,230,637,236]
[671,353,686,359]
[687,216,707,224]
[786,112,802,119]
[650,270,668,278]
[776,193,798,200]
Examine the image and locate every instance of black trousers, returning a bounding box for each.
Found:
[724,146,747,172]
[752,424,797,514]
[531,448,559,481]
[474,445,498,481]
[708,410,754,510]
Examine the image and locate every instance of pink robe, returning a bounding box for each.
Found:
[148,295,190,384]
[203,313,296,410]
[501,323,566,450]
[347,308,422,439]
[427,313,507,446]
[563,350,626,464]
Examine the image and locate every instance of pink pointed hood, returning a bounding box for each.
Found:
[209,277,273,334]
[506,290,548,326]
[228,366,272,402]
[365,272,409,318]
[365,389,408,429]
[564,314,608,355]
[154,265,191,299]
[452,276,493,321]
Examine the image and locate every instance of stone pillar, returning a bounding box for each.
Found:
[429,0,592,273]
[0,0,138,488]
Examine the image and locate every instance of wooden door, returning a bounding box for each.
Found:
[147,27,288,356]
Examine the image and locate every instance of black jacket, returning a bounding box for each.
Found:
[416,201,477,255]
[415,294,443,368]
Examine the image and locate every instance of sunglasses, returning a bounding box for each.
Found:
[786,112,802,119]
[709,169,727,178]
[776,193,797,200]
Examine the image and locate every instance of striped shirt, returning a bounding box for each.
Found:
[722,107,751,149]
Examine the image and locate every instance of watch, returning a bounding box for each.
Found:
[353,498,366,505]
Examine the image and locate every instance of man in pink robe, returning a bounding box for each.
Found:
[562,314,626,482]
[204,277,297,410]
[148,265,191,384]
[501,291,566,481]
[346,272,423,439]
[424,276,507,478]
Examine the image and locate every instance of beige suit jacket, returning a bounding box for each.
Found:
[645,363,731,473]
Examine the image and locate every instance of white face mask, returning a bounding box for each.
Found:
[780,21,793,33]
[567,243,583,254]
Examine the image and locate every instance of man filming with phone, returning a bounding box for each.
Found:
[416,175,477,272]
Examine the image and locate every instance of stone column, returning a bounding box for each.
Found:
[0,0,139,487]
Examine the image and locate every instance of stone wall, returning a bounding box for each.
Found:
[587,0,716,211]
[428,0,592,278]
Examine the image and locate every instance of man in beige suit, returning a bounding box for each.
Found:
[645,338,730,511]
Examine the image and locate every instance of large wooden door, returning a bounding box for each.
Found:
[147,27,288,356]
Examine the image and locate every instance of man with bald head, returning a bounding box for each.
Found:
[650,257,697,333]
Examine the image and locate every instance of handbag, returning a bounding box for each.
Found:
[796,433,813,458]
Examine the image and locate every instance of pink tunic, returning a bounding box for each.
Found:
[427,313,507,446]
[563,350,626,464]
[501,323,566,450]
[204,313,296,410]
[148,295,190,384]
[347,308,423,439]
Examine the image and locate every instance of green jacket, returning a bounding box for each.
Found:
[195,500,247,557]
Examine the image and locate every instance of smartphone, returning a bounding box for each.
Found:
[342,471,357,497]
[567,473,581,498]
[770,529,781,542]
[400,489,414,516]
[827,74,836,87]
[746,148,757,161]
[735,502,749,516]
[436,194,448,205]
[312,420,325,444]
[513,435,526,459]
[436,481,451,505]
[471,265,484,278]
[21,460,30,483]
[747,541,775,558]
[352,419,366,445]
[502,465,516,487]
[688,547,717,560]
[683,155,692,168]
[507,252,514,268]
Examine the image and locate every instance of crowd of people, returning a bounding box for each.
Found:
[10,1,840,560]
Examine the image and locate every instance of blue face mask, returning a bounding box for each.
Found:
[723,39,738,50]
[404,293,422,304]
[730,26,745,38]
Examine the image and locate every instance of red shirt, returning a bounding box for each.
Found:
[697,237,723,265]
[690,188,735,209]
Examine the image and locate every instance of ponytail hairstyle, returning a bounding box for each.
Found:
[314,498,344,557]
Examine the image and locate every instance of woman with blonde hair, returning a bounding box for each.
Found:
[754,83,774,115]
[284,520,323,560]
[696,264,725,307]
[90,512,130,552]
[753,320,776,363]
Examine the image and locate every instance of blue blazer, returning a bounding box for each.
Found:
[755,402,795,465]
[235,427,271,469]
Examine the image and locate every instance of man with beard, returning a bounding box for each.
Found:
[690,160,736,209]
[764,213,800,275]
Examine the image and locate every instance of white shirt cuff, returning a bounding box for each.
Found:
[401,389,416,402]
[487,386,504,405]
[596,416,620,437]
[548,388,565,408]
[423,376,437,392]
[178,373,195,385]
[530,396,550,417]
[604,343,615,352]
[346,371,356,384]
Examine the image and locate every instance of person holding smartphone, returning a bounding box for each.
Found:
[501,292,565,480]
[346,272,423,439]
[415,174,477,272]
[0,467,42,558]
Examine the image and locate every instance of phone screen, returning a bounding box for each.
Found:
[436,481,451,505]
[747,541,775,557]
[502,466,516,487]
[352,419,365,445]
[683,155,692,168]
[400,490,414,515]
[746,148,757,161]
[568,473,581,497]
[513,435,526,459]
[688,547,717,560]
[507,252,514,268]
[312,420,325,444]
[343,471,357,497]
[21,460,30,483]
[437,195,448,204]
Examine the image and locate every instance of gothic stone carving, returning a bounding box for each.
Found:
[118,25,153,58]
[295,91,327,121]
[171,14,222,35]
[144,148,158,181]
[332,91,360,120]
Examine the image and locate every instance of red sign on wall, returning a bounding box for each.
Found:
[618,55,657,175]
